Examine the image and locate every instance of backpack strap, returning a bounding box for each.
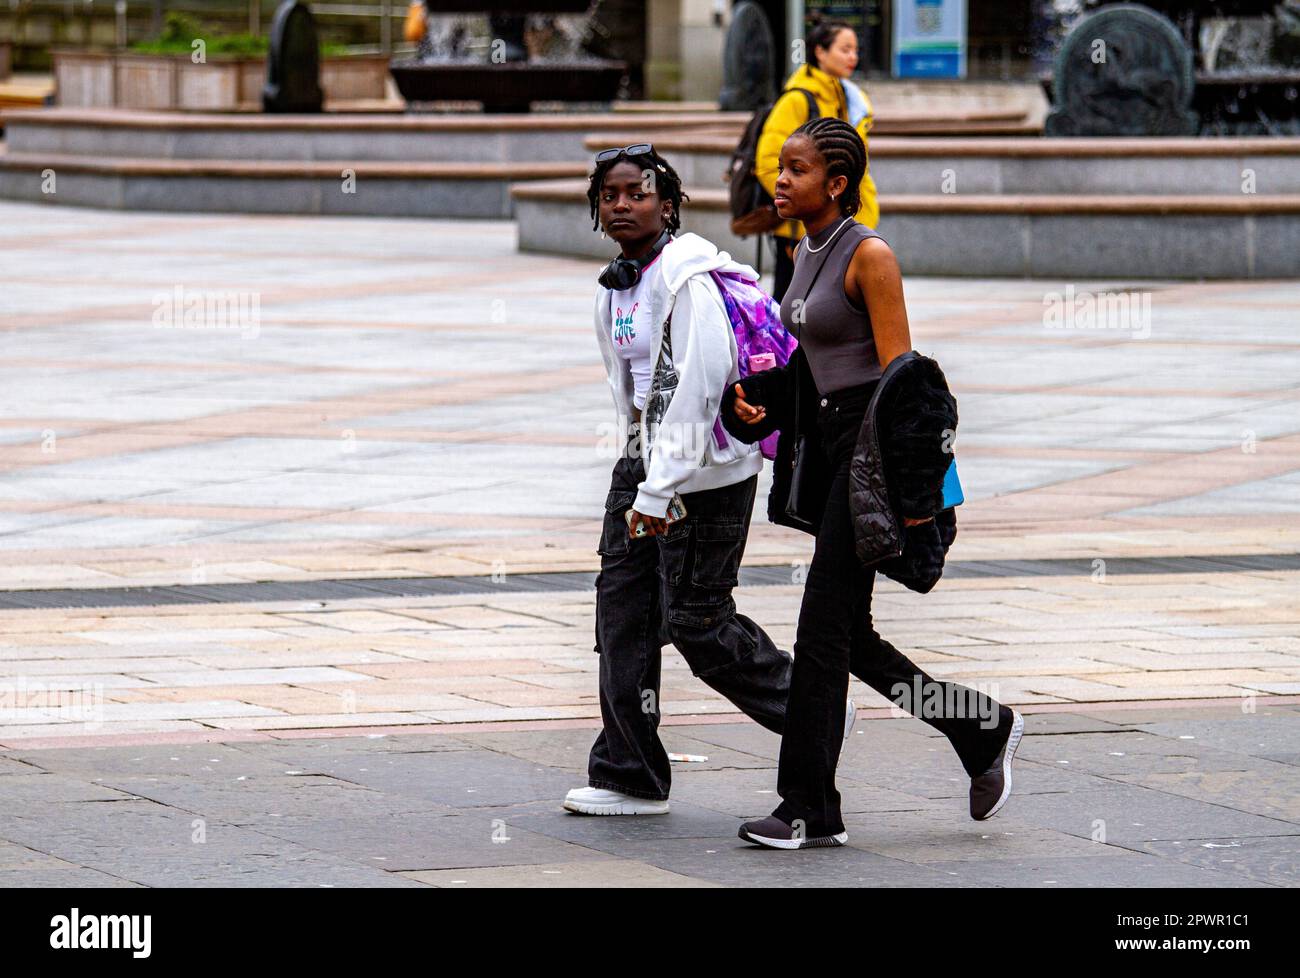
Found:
[780,87,819,121]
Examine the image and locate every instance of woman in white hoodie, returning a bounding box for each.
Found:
[564,145,851,816]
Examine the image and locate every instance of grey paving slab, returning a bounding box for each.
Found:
[444,726,604,772]
[0,799,428,887]
[0,712,1296,886]
[1104,768,1300,824]
[229,732,474,762]
[1015,730,1282,778]
[1079,706,1299,727]
[1126,713,1300,758]
[0,756,42,776]
[264,746,580,809]
[493,798,747,843]
[1003,782,1300,846]
[403,858,720,888]
[0,867,144,887]
[1014,712,1143,736]
[6,741,314,780]
[0,841,83,872]
[841,811,1107,863]
[584,835,984,887]
[1134,836,1300,887]
[1259,752,1300,766]
[247,809,606,872]
[922,853,1271,888]
[91,774,449,824]
[0,773,139,811]
[835,740,1103,800]
[0,798,242,852]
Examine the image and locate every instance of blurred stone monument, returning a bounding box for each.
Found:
[719,1,778,111]
[1046,3,1199,135]
[263,0,324,113]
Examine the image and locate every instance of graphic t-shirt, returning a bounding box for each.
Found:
[609,250,666,411]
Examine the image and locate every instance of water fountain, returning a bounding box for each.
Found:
[389,0,626,112]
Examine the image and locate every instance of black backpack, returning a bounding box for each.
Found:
[725,88,819,237]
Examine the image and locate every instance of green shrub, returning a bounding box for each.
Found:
[130,11,350,57]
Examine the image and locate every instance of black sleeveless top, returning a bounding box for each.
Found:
[778,219,884,396]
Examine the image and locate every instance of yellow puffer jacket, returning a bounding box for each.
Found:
[755,62,879,241]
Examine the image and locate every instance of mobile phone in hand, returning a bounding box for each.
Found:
[625,493,688,538]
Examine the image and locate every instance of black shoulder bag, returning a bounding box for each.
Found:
[784,223,850,530]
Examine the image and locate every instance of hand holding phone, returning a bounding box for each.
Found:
[626,493,687,539]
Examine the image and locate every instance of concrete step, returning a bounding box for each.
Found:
[511,178,1300,279]
[0,76,54,115]
[584,133,1300,197]
[0,107,749,163]
[0,150,586,218]
[610,82,1046,135]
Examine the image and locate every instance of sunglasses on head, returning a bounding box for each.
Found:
[594,143,654,164]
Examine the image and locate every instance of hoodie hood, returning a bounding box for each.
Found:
[660,232,758,295]
[780,63,871,129]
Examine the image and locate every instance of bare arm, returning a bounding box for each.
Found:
[848,237,930,524]
[846,236,911,368]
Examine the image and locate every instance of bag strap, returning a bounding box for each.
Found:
[779,87,819,121]
[790,220,851,435]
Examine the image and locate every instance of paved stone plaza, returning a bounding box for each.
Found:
[0,706,1295,887]
[0,200,1297,885]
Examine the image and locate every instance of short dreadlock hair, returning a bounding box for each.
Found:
[791,116,865,218]
[587,146,689,234]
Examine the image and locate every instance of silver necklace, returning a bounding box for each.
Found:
[803,216,853,253]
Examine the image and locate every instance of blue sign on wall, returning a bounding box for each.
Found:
[892,0,967,79]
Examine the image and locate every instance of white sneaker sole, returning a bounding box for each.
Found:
[978,710,1024,821]
[563,797,669,816]
[843,698,857,743]
[739,829,849,850]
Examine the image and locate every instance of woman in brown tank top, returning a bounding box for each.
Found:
[729,118,1020,850]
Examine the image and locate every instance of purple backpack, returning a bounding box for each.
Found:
[708,269,798,460]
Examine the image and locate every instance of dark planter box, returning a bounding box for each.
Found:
[389,60,626,112]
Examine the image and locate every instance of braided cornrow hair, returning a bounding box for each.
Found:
[586,147,690,233]
[792,116,865,218]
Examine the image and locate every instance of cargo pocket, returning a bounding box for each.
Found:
[666,597,748,677]
[666,593,736,631]
[689,519,746,588]
[597,489,638,557]
[656,518,692,586]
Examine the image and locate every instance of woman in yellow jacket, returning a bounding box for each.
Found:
[757,18,879,300]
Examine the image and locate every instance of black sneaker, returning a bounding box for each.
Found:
[970,709,1024,820]
[738,815,847,850]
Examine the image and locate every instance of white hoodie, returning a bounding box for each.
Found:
[594,232,765,518]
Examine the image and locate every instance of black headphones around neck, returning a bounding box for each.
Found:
[598,228,673,290]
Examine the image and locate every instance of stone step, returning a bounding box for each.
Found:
[0,102,1039,164]
[0,150,586,218]
[584,133,1300,196]
[0,107,749,163]
[511,178,1300,279]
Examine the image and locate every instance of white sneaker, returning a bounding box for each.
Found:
[563,786,670,816]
